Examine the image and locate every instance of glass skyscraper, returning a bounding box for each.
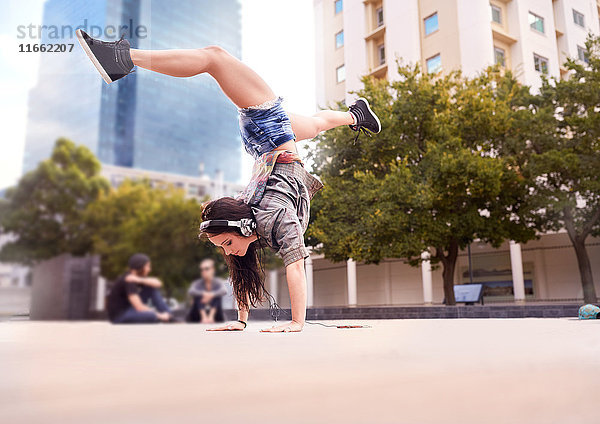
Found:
[23,0,242,182]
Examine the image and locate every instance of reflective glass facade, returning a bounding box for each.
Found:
[24,0,242,183]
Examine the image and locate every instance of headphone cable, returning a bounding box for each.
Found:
[263,288,370,329]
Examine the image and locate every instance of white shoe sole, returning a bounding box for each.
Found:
[76,29,113,84]
[356,97,381,133]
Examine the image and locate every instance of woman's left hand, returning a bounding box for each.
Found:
[260,321,303,333]
[206,321,245,331]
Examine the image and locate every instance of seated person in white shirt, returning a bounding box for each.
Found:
[186,258,227,323]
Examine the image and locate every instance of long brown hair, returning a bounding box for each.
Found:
[199,197,265,310]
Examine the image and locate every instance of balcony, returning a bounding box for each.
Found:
[492,27,517,45]
[365,24,385,42]
[366,63,388,79]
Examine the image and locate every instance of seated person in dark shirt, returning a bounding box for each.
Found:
[186,258,227,323]
[106,253,173,324]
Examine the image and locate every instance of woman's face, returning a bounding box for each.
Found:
[208,232,253,256]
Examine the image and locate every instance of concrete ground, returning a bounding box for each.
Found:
[0,318,599,424]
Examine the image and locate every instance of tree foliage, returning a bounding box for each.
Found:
[308,66,537,304]
[0,138,109,263]
[519,35,600,303]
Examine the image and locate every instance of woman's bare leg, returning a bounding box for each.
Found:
[130,46,275,109]
[129,46,354,140]
[289,111,355,142]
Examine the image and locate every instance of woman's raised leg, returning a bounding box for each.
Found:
[130,46,275,109]
[288,110,355,142]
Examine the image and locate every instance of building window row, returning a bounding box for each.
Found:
[374,4,586,79]
[526,8,585,35]
[491,5,586,34]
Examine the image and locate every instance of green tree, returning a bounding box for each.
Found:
[84,180,221,297]
[521,36,600,303]
[0,138,109,263]
[308,66,536,304]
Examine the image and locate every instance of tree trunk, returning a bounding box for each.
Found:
[563,208,597,304]
[571,237,597,304]
[438,240,459,306]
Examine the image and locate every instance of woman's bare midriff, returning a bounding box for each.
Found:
[272,140,298,154]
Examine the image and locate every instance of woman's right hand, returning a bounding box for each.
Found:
[206,321,246,331]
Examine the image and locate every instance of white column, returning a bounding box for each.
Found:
[95,276,106,311]
[509,241,526,303]
[269,269,278,304]
[421,252,433,305]
[347,259,357,306]
[305,256,314,307]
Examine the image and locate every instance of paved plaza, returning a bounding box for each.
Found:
[0,318,599,424]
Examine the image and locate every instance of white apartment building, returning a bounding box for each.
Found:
[315,0,600,107]
[296,0,600,308]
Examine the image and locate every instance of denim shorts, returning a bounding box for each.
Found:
[238,97,296,159]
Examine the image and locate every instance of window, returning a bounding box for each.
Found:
[494,47,506,67]
[335,30,344,49]
[424,12,439,35]
[577,45,589,63]
[376,7,384,27]
[335,0,343,14]
[529,12,544,33]
[336,64,345,83]
[491,4,502,24]
[573,9,584,27]
[378,43,386,65]
[426,54,442,74]
[533,53,548,73]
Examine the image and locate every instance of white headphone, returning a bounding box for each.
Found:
[199,218,256,237]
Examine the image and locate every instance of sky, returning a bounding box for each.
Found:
[0,0,316,189]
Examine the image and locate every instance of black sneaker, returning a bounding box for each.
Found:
[348,97,381,134]
[76,29,134,84]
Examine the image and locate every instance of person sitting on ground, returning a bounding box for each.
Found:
[186,258,228,324]
[106,253,174,324]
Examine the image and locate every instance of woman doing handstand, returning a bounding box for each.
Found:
[76,30,381,332]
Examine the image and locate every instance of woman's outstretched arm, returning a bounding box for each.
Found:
[261,258,306,333]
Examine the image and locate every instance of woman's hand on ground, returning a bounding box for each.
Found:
[260,321,303,333]
[206,321,245,331]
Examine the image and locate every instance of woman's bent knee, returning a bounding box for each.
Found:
[202,45,231,70]
[203,45,229,57]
